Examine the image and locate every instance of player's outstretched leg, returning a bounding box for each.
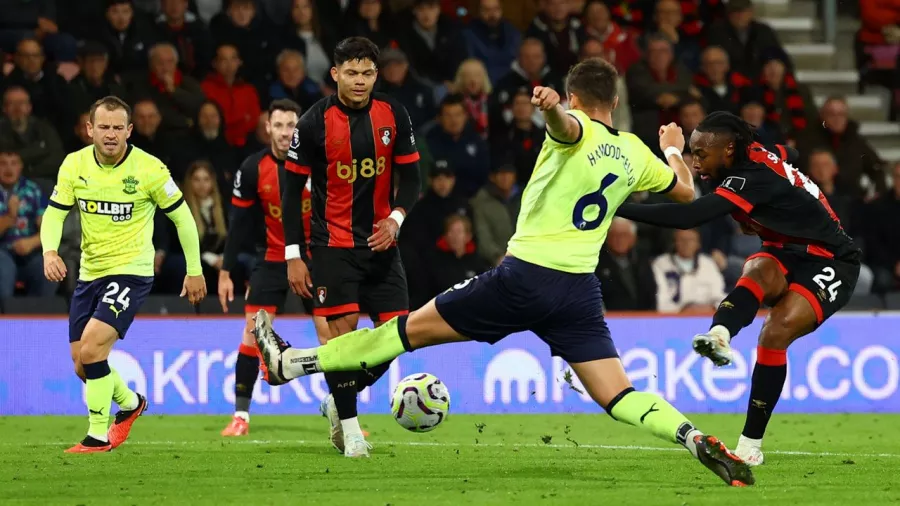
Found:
[568,360,754,487]
[736,290,816,466]
[223,315,260,436]
[694,255,787,366]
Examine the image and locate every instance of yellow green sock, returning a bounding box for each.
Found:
[609,389,703,456]
[83,360,114,442]
[110,368,139,410]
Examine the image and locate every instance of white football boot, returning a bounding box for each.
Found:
[343,433,372,458]
[692,325,733,367]
[734,435,765,466]
[320,394,344,453]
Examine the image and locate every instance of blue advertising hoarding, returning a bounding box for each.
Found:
[0,314,897,415]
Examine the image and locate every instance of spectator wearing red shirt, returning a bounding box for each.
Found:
[201,43,261,148]
[582,1,640,74]
[859,0,900,45]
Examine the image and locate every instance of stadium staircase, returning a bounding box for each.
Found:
[756,0,900,163]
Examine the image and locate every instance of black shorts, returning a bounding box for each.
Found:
[246,261,289,314]
[434,256,616,364]
[310,246,408,321]
[69,275,154,342]
[749,246,861,325]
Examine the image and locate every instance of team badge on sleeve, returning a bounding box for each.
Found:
[722,176,746,192]
[163,178,179,198]
[291,129,301,149]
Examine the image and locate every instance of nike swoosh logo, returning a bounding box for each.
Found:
[640,403,659,424]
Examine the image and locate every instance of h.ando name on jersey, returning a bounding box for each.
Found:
[78,199,134,222]
[586,143,636,185]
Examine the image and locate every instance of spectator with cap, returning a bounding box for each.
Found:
[463,0,521,84]
[525,0,586,76]
[489,88,542,185]
[706,0,784,77]
[418,213,491,307]
[0,87,64,181]
[95,0,158,76]
[201,43,261,148]
[626,35,692,154]
[595,217,657,311]
[155,0,214,78]
[127,42,206,135]
[0,150,54,298]
[693,46,751,115]
[67,41,127,126]
[582,0,640,75]
[491,38,565,132]
[795,96,887,199]
[0,0,78,62]
[397,0,469,94]
[3,38,68,126]
[424,94,490,199]
[470,163,521,267]
[742,47,815,139]
[376,47,436,130]
[268,49,323,112]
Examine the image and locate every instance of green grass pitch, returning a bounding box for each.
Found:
[1,414,898,505]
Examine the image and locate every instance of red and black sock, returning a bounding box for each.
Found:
[234,344,259,413]
[742,346,788,439]
[325,372,359,419]
[710,277,764,337]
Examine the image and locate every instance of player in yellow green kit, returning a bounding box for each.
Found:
[253,59,754,485]
[40,96,207,453]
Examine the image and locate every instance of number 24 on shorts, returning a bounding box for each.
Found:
[812,267,842,303]
[102,281,132,315]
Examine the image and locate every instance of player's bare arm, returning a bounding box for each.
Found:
[532,86,581,144]
[658,123,695,203]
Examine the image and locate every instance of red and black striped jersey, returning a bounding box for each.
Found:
[231,148,312,262]
[285,93,420,249]
[714,143,857,259]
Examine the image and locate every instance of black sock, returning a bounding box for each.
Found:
[710,278,763,337]
[357,360,392,391]
[234,344,259,413]
[742,346,787,439]
[325,371,359,419]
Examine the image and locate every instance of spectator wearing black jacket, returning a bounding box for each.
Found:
[866,163,900,293]
[210,0,276,89]
[525,0,585,76]
[489,88,542,185]
[3,38,68,126]
[595,218,657,311]
[170,100,239,193]
[344,0,397,49]
[376,48,435,131]
[95,0,157,76]
[397,0,468,90]
[418,214,490,309]
[693,46,750,115]
[268,49,322,112]
[67,42,127,126]
[280,0,338,86]
[423,94,490,199]
[705,0,785,77]
[155,0,214,78]
[491,38,564,132]
[129,98,176,168]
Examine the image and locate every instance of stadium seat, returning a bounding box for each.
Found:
[139,295,198,315]
[0,296,68,315]
[843,294,885,311]
[884,292,900,310]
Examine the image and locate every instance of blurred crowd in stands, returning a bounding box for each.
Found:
[0,0,899,313]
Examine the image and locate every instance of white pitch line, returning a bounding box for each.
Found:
[7,439,900,458]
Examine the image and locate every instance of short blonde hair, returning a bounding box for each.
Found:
[453,58,492,95]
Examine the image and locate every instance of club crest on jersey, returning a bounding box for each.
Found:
[317,287,327,304]
[379,127,393,146]
[721,176,746,192]
[122,176,139,195]
[78,199,134,222]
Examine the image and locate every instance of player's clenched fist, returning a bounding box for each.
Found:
[532,86,560,111]
[43,251,67,282]
[181,274,207,305]
[287,258,313,298]
[658,122,685,154]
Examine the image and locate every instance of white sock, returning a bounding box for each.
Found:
[282,348,322,379]
[709,324,732,343]
[234,411,250,422]
[682,428,703,458]
[119,391,139,411]
[737,434,762,449]
[341,417,363,438]
[88,431,109,442]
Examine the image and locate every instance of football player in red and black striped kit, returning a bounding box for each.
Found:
[276,37,421,457]
[217,99,329,437]
[617,111,861,467]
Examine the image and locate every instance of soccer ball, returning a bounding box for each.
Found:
[390,373,450,432]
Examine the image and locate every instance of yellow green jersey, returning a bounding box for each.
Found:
[48,145,184,281]
[506,109,678,274]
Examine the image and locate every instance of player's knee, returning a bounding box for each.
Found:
[758,314,795,349]
[74,361,86,382]
[743,259,787,302]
